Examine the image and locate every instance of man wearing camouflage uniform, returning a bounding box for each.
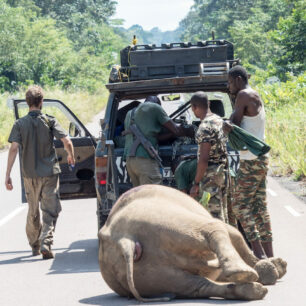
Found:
[5,85,75,259]
[189,92,228,223]
[228,65,273,259]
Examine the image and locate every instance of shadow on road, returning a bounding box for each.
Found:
[0,248,64,265]
[79,293,248,305]
[48,238,99,274]
[0,252,40,265]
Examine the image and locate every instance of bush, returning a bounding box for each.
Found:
[252,72,306,179]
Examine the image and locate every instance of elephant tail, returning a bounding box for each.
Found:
[119,238,173,303]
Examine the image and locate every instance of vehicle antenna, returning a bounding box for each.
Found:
[212,31,215,40]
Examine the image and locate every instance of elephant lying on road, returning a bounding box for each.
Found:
[99,185,287,302]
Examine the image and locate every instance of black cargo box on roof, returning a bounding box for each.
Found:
[115,40,235,82]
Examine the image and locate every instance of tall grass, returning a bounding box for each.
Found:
[0,87,108,150]
[254,73,306,180]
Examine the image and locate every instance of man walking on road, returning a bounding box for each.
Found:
[228,65,274,259]
[5,85,75,259]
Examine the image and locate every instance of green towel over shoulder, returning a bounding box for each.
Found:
[228,125,271,156]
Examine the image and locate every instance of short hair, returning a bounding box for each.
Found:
[26,85,44,107]
[189,91,209,109]
[145,95,161,105]
[228,65,248,84]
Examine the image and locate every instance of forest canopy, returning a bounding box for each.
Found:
[180,0,305,78]
[0,0,305,92]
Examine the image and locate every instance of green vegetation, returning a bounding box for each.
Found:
[0,0,305,179]
[180,0,305,78]
[180,0,305,179]
[0,0,124,92]
[253,73,306,179]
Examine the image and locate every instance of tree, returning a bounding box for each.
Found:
[31,0,116,24]
[179,0,295,74]
[271,0,306,76]
[0,1,76,90]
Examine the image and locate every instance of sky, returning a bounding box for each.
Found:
[113,0,194,32]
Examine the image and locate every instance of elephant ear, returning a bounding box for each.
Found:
[118,238,174,303]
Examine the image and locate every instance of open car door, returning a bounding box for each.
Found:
[13,99,97,203]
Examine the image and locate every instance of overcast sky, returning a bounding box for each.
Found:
[113,0,194,31]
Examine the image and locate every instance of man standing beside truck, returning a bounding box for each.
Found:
[124,95,193,187]
[5,85,75,259]
[228,65,273,259]
[189,92,228,223]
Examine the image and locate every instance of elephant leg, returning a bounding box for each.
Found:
[171,270,267,301]
[226,224,287,284]
[204,221,258,283]
[226,223,259,267]
[254,257,287,285]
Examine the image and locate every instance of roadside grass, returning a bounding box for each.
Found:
[265,103,305,180]
[0,87,108,150]
[254,73,306,180]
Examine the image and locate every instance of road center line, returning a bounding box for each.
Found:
[267,188,277,197]
[0,206,25,227]
[284,205,301,217]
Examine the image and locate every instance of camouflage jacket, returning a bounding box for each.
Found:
[195,113,227,165]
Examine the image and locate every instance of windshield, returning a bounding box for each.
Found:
[118,91,233,125]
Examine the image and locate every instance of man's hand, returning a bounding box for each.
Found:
[67,155,75,166]
[61,136,75,166]
[5,176,13,190]
[190,184,199,198]
[5,142,19,191]
[223,120,233,135]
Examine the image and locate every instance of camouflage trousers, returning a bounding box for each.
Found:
[227,173,237,227]
[232,155,273,242]
[199,163,228,223]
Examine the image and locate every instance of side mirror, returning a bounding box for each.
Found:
[69,122,80,137]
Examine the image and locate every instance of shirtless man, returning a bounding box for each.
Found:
[228,65,273,259]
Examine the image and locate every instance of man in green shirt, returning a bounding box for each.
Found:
[174,157,197,193]
[5,86,75,259]
[124,96,193,187]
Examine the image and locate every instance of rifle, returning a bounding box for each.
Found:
[124,124,163,169]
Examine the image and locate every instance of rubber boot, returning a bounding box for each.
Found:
[250,240,266,259]
[261,241,274,258]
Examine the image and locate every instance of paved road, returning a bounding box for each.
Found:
[1,112,306,305]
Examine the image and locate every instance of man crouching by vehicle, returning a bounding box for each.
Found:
[5,86,75,259]
[189,92,228,223]
[123,95,193,187]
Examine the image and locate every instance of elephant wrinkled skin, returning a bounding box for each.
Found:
[98,185,287,302]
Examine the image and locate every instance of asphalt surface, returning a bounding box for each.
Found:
[1,112,306,305]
